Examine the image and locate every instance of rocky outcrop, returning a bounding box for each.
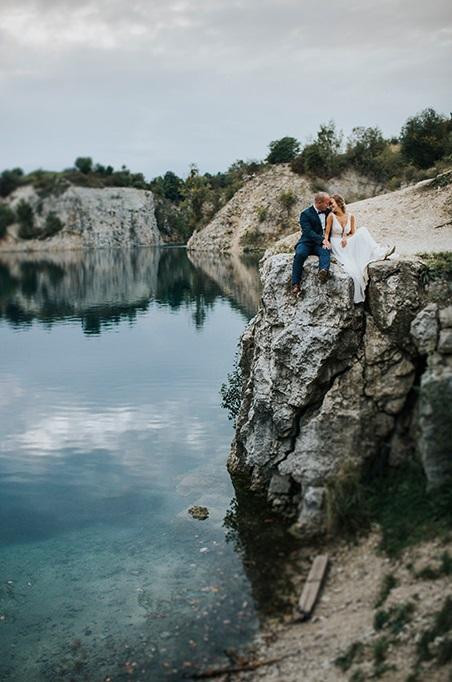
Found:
[1,185,161,250]
[411,304,452,488]
[228,254,452,536]
[187,165,386,255]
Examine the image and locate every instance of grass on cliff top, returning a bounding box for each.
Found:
[326,461,452,557]
[418,251,452,282]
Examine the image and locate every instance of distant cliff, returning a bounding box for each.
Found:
[0,185,161,251]
[228,253,452,536]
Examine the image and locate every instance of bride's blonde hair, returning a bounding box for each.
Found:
[332,194,346,212]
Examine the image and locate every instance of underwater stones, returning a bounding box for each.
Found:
[188,506,209,521]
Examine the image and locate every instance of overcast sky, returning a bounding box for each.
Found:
[1,0,451,179]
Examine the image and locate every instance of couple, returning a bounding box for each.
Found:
[291,191,394,303]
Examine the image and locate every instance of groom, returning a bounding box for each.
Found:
[291,191,332,296]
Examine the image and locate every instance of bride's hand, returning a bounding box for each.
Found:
[341,237,347,248]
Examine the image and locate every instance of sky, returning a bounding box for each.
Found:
[1,0,451,179]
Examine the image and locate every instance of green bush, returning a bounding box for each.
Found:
[400,108,451,169]
[278,190,297,214]
[74,157,93,174]
[16,199,36,239]
[0,204,15,238]
[0,168,24,198]
[299,122,344,178]
[266,136,300,164]
[40,212,64,239]
[256,206,268,223]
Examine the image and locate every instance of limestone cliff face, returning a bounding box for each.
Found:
[228,255,452,535]
[2,185,161,250]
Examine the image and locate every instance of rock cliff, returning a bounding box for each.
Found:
[228,254,452,536]
[1,185,161,250]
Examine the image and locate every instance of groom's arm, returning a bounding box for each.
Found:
[300,212,323,245]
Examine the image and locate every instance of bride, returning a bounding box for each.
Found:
[324,194,394,303]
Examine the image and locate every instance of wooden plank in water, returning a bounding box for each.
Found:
[297,554,329,620]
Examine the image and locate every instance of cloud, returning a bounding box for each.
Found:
[0,0,450,176]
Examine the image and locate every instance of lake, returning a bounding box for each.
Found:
[0,247,298,681]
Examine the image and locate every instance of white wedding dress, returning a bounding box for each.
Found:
[330,214,388,303]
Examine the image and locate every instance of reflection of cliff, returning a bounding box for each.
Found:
[0,248,261,334]
[0,249,161,333]
[223,487,302,621]
[187,250,262,319]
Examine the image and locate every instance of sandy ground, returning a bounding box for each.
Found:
[198,533,452,681]
[269,175,452,258]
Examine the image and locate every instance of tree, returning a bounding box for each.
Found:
[266,136,301,164]
[278,190,297,215]
[74,157,93,174]
[162,171,184,202]
[400,108,450,169]
[0,204,15,238]
[299,122,343,178]
[0,168,24,197]
[40,212,64,239]
[16,200,35,239]
[346,126,387,177]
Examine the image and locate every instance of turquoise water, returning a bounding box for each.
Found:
[0,247,276,681]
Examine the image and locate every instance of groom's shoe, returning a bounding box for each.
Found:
[318,269,329,283]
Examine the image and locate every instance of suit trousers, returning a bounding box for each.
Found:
[291,241,331,285]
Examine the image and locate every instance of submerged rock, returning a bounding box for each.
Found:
[188,506,209,521]
[228,254,452,536]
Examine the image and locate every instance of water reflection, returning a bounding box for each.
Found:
[0,246,269,681]
[0,248,261,333]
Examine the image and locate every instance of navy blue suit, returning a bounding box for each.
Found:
[291,206,331,285]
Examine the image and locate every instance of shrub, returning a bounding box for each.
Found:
[300,122,344,178]
[289,154,306,175]
[74,157,93,174]
[400,108,451,169]
[346,126,390,179]
[334,641,364,672]
[16,200,36,239]
[162,171,184,202]
[325,460,370,536]
[0,204,15,238]
[0,168,24,198]
[40,212,64,239]
[220,351,243,426]
[374,573,398,608]
[266,136,301,164]
[256,206,268,222]
[278,190,297,214]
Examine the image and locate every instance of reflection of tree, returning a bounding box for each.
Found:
[0,248,260,334]
[187,250,262,320]
[155,248,222,329]
[223,486,302,621]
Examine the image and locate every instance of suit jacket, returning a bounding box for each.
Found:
[297,206,331,246]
